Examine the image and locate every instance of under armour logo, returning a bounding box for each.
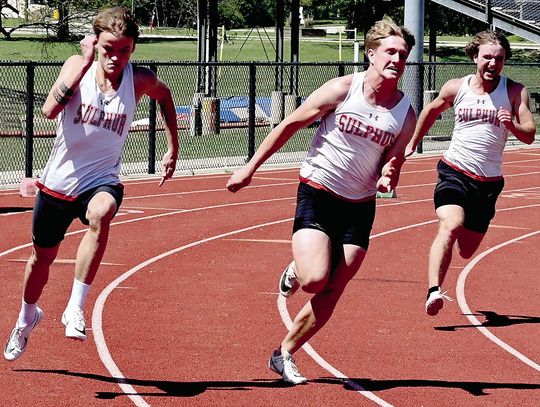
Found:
[100,98,111,105]
[369,113,379,121]
[477,99,485,104]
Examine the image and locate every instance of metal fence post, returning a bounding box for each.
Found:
[338,63,345,77]
[25,63,35,178]
[248,63,256,161]
[148,63,157,174]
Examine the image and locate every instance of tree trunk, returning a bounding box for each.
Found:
[56,1,70,41]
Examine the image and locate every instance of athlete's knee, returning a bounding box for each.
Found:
[457,240,480,259]
[438,218,462,241]
[300,272,329,294]
[29,247,56,268]
[458,248,475,259]
[86,204,115,230]
[295,262,329,294]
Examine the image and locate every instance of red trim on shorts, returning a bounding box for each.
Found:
[35,182,125,202]
[298,176,375,203]
[441,157,503,182]
[36,182,77,201]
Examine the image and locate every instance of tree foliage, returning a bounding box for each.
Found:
[0,0,504,41]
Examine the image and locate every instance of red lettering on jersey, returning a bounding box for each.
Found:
[103,112,113,129]
[81,105,94,124]
[73,104,84,124]
[338,114,347,132]
[89,106,100,125]
[116,115,127,136]
[370,127,383,144]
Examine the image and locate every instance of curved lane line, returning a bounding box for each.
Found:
[92,218,293,407]
[277,220,436,407]
[455,230,540,372]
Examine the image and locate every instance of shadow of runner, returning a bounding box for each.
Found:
[435,310,540,332]
[0,207,33,214]
[313,377,540,396]
[14,369,295,399]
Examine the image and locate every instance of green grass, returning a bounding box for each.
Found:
[2,34,540,64]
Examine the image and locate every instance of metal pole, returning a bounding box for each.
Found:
[403,0,425,152]
[148,64,157,174]
[486,0,494,30]
[208,0,218,97]
[290,0,300,95]
[248,64,256,161]
[197,0,207,93]
[24,63,35,178]
[275,0,284,91]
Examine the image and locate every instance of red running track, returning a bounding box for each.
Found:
[0,147,539,406]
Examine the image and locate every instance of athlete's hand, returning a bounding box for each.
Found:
[404,145,415,158]
[80,35,97,66]
[159,149,177,186]
[226,166,253,193]
[497,106,514,130]
[377,156,399,192]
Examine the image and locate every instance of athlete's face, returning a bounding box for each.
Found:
[96,31,135,77]
[367,35,410,80]
[474,42,506,81]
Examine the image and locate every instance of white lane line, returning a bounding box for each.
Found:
[91,218,436,407]
[277,296,393,407]
[0,196,295,258]
[456,230,540,373]
[92,218,293,407]
[275,220,437,407]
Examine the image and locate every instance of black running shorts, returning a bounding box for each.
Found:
[292,182,376,251]
[32,184,124,248]
[434,160,504,233]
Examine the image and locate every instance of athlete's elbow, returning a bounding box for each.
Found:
[42,106,58,120]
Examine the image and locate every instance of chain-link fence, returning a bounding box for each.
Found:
[1,60,540,187]
[486,0,540,27]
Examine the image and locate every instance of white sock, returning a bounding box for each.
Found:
[281,347,292,359]
[17,299,37,327]
[66,279,91,310]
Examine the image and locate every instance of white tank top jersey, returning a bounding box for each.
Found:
[443,74,510,180]
[299,71,411,201]
[37,61,136,200]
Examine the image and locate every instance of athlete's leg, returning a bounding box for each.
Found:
[22,244,60,304]
[282,243,366,354]
[456,228,486,259]
[74,191,117,285]
[428,204,464,288]
[291,228,332,294]
[62,191,118,341]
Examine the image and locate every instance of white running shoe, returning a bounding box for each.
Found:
[425,288,453,316]
[61,307,87,341]
[279,261,300,298]
[4,307,44,361]
[268,349,307,384]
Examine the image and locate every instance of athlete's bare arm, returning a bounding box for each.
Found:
[226,74,355,192]
[499,79,536,145]
[42,35,97,119]
[377,105,417,192]
[405,78,462,156]
[134,67,179,186]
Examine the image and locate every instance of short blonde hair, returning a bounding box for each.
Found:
[364,18,416,56]
[93,7,140,42]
